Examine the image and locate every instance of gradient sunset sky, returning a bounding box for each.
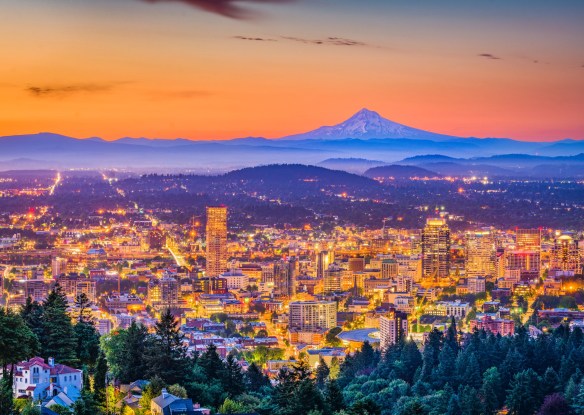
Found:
[1,0,583,141]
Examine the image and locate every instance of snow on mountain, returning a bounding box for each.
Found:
[280,108,458,141]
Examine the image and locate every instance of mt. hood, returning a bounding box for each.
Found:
[280,108,459,141]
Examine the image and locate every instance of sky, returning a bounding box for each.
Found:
[0,0,583,141]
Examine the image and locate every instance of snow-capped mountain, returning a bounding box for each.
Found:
[280,108,458,141]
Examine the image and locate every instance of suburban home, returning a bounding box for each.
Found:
[151,389,210,415]
[12,357,82,402]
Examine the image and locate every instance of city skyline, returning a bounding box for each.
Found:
[1,0,583,141]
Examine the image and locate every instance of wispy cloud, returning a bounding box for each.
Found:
[138,0,295,19]
[233,35,370,47]
[26,84,116,98]
[282,36,369,47]
[233,35,277,42]
[478,53,502,60]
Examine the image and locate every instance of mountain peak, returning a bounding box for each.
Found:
[280,108,455,141]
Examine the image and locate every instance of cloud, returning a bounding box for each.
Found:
[282,36,369,46]
[233,35,277,41]
[478,53,502,60]
[138,0,295,19]
[26,84,116,98]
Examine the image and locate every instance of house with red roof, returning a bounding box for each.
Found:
[12,357,82,402]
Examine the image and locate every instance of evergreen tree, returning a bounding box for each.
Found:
[541,367,561,397]
[481,367,502,415]
[145,308,188,385]
[42,285,78,366]
[245,362,270,392]
[573,380,584,414]
[223,354,245,397]
[74,321,100,367]
[0,378,13,415]
[506,368,543,415]
[0,309,39,379]
[315,358,330,389]
[325,379,345,414]
[199,344,226,379]
[20,297,44,340]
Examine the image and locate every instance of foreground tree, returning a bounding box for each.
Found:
[42,285,78,366]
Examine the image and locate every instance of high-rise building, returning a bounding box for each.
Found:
[274,258,297,298]
[465,231,496,277]
[316,251,334,278]
[550,235,581,273]
[148,275,179,310]
[516,228,541,251]
[206,206,228,277]
[422,218,450,279]
[379,308,408,350]
[289,301,337,331]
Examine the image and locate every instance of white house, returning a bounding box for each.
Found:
[13,357,82,401]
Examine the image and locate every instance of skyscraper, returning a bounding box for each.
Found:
[465,231,496,277]
[206,206,227,277]
[422,218,450,279]
[274,258,297,298]
[550,234,580,273]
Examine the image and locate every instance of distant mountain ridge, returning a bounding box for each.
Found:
[1,108,583,172]
[280,108,459,141]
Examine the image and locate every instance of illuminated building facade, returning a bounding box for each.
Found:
[206,206,228,277]
[422,218,450,279]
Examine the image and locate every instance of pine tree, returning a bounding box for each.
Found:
[481,367,502,415]
[506,368,542,415]
[325,379,345,414]
[0,309,39,379]
[222,354,245,397]
[42,285,78,366]
[0,378,13,415]
[145,308,188,385]
[124,321,149,382]
[20,297,44,340]
[315,357,330,389]
[245,362,270,392]
[199,343,226,379]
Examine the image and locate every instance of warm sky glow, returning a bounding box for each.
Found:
[0,0,583,141]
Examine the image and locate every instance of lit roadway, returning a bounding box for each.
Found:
[48,172,61,196]
[101,172,186,268]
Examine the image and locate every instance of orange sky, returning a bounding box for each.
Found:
[0,0,583,141]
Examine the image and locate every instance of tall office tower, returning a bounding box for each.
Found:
[206,206,228,277]
[316,251,334,278]
[465,231,496,278]
[289,301,337,331]
[422,218,451,279]
[508,228,542,279]
[323,263,343,293]
[516,228,541,251]
[379,308,409,350]
[550,235,581,273]
[274,258,297,298]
